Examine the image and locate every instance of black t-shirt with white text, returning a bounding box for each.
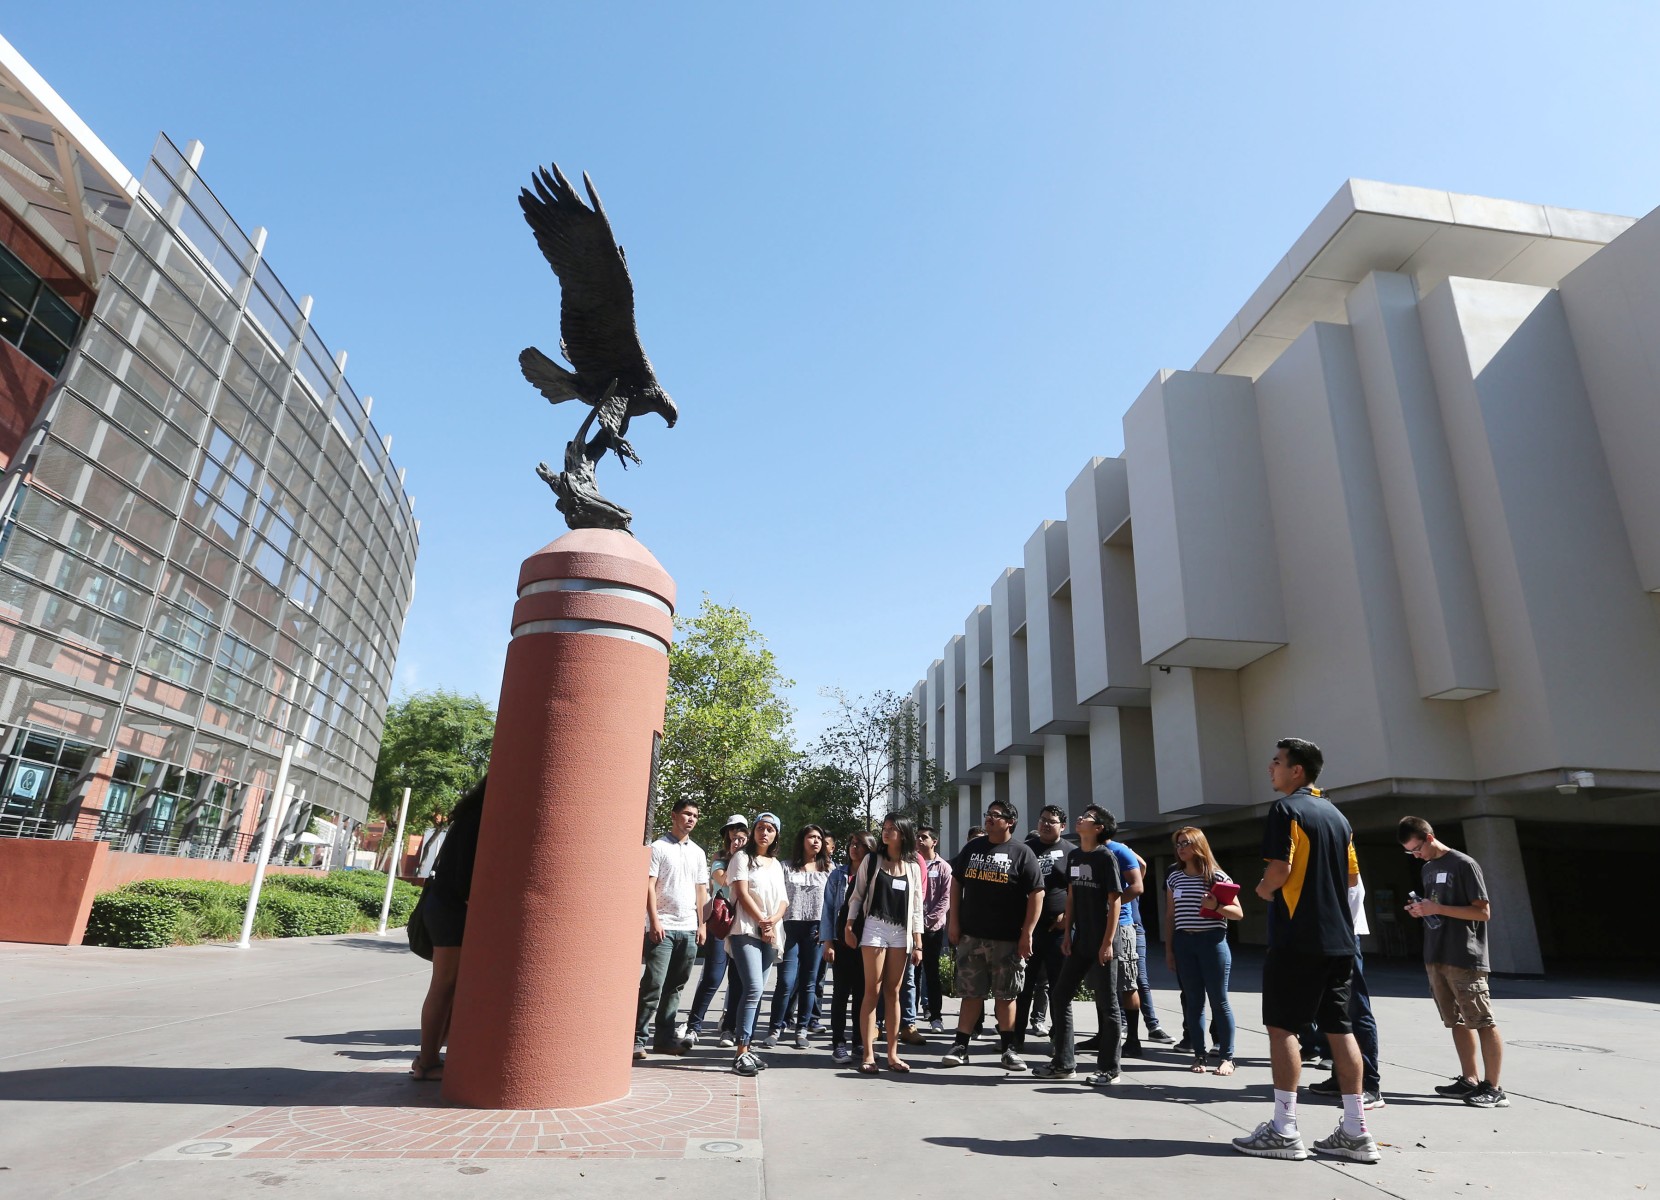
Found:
[1066,845,1123,952]
[1025,832,1077,923]
[951,835,1044,942]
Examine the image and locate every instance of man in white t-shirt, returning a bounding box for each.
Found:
[1306,876,1383,1107]
[635,800,709,1058]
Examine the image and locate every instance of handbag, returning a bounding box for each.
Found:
[406,888,434,961]
[843,857,881,947]
[707,893,736,940]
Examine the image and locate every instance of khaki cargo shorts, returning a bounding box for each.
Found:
[954,934,1026,1001]
[1108,923,1140,995]
[1426,962,1496,1029]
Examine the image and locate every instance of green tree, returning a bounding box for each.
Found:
[786,761,867,841]
[370,689,495,832]
[657,596,795,839]
[886,695,955,825]
[812,687,919,830]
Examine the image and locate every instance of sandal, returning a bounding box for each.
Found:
[1189,1056,1207,1074]
[409,1057,444,1082]
[887,1059,911,1073]
[1213,1059,1235,1076]
[857,1061,881,1075]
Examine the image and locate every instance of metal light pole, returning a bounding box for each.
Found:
[376,786,411,936]
[237,742,294,949]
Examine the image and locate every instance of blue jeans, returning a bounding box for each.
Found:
[636,929,698,1048]
[1351,951,1380,1091]
[687,935,740,1034]
[769,920,824,1031]
[729,934,778,1047]
[1173,926,1235,1058]
[1133,923,1163,1030]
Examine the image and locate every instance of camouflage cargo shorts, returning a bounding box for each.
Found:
[953,934,1026,1001]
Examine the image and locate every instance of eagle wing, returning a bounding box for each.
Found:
[519,164,651,385]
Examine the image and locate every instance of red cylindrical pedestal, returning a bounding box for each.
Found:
[442,528,675,1109]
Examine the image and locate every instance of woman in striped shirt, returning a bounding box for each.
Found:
[1162,825,1243,1075]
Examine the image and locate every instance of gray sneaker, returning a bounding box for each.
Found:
[941,1042,971,1067]
[756,1030,778,1049]
[1232,1121,1310,1161]
[793,1030,810,1050]
[832,1043,852,1063]
[1312,1123,1380,1164]
[928,1017,944,1033]
[1085,1071,1120,1087]
[717,1032,736,1048]
[1033,1061,1074,1079]
[1464,1082,1509,1108]
[1000,1049,1028,1072]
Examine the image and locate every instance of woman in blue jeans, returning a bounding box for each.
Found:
[764,824,830,1048]
[1163,825,1243,1075]
[725,812,789,1076]
[686,816,748,1043]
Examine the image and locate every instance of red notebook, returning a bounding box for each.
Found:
[1206,880,1241,915]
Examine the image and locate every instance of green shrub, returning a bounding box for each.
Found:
[257,889,360,937]
[267,869,419,927]
[939,952,954,996]
[84,892,186,949]
[127,878,249,944]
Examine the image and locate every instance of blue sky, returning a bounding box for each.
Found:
[9,3,1660,742]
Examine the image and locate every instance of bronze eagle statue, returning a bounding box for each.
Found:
[519,163,677,532]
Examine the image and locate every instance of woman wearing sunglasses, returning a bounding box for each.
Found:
[1163,825,1244,1075]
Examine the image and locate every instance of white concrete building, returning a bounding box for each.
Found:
[910,181,1660,975]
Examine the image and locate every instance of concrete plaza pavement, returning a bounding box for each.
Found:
[1,932,1655,1198]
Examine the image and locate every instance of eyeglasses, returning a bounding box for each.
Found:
[1174,839,1195,849]
[1402,841,1425,856]
[986,811,1011,823]
[1076,816,1101,826]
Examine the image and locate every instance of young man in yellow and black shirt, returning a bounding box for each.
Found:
[1233,737,1380,1165]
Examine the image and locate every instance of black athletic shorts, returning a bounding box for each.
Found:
[1261,948,1353,1035]
[422,888,467,948]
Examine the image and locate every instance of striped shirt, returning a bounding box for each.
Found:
[1166,865,1234,933]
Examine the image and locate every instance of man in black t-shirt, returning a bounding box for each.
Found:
[1014,805,1075,1047]
[1034,805,1124,1084]
[943,800,1044,1072]
[1234,738,1378,1165]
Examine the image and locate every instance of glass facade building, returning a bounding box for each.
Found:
[0,133,417,863]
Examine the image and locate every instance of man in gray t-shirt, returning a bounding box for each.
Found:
[1398,817,1506,1110]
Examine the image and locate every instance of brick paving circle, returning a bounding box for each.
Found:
[191,1062,760,1161]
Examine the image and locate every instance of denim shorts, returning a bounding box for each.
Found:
[860,915,910,949]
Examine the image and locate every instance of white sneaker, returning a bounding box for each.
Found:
[941,1042,971,1067]
[1312,1123,1380,1164]
[1000,1049,1028,1072]
[717,1033,735,1048]
[1232,1121,1309,1160]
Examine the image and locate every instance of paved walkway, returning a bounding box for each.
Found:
[1,934,1654,1197]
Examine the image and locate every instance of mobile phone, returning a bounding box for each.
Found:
[1407,891,1421,905]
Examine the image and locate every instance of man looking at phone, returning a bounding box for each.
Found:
[1234,738,1378,1164]
[1399,815,1506,1109]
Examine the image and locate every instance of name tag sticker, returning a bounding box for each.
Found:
[891,879,907,891]
[993,854,1010,864]
[1436,873,1448,884]
[1070,866,1082,876]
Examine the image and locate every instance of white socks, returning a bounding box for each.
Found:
[1272,1088,1298,1135]
[1341,1091,1369,1136]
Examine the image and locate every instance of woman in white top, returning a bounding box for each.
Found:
[762,824,831,1049]
[1162,824,1243,1075]
[845,814,925,1073]
[726,811,789,1077]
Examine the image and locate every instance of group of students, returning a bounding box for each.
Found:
[634,735,1509,1167]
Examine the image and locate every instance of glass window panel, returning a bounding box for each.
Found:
[250,536,285,587]
[0,243,39,307]
[157,563,227,622]
[33,289,83,345]
[29,446,173,552]
[152,599,215,656]
[18,324,68,375]
[226,602,276,654]
[170,526,237,594]
[0,291,28,347]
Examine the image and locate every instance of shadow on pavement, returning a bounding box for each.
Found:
[330,936,418,954]
[0,1065,441,1108]
[926,1133,1234,1158]
[288,1028,419,1046]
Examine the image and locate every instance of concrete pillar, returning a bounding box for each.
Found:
[444,529,675,1109]
[1041,733,1093,824]
[1460,815,1544,977]
[1007,753,1045,821]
